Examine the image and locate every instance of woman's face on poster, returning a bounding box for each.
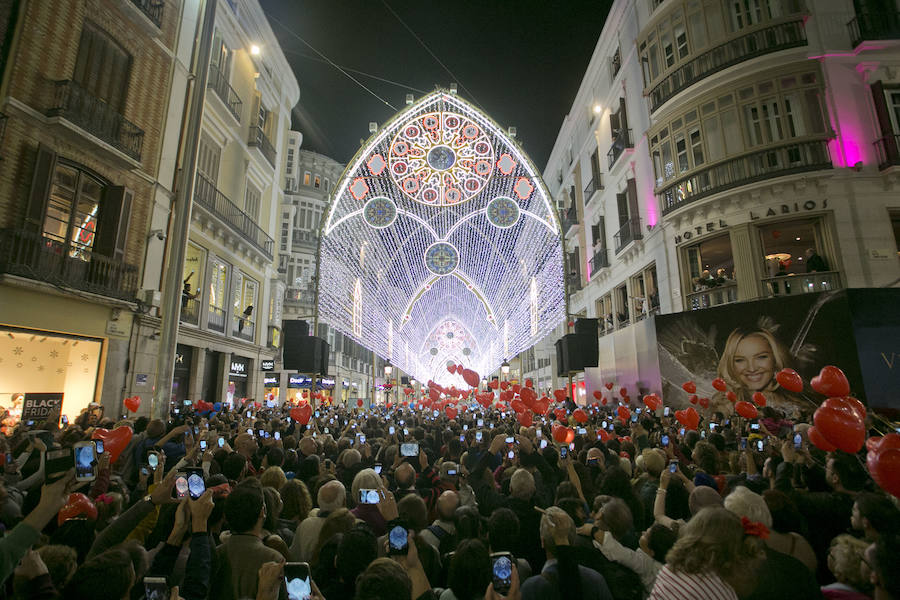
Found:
[733,334,775,391]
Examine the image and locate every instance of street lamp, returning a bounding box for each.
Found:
[501,359,510,381]
[384,361,393,406]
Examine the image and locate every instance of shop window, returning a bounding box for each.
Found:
[207,257,230,332]
[181,243,206,325]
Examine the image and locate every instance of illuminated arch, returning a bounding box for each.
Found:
[318,91,565,385]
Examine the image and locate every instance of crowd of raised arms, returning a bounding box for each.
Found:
[0,390,898,600]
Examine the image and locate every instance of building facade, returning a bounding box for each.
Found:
[0,0,180,422]
[528,0,900,401]
[125,0,300,414]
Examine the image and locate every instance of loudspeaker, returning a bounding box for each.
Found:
[555,333,598,376]
[283,321,329,374]
[574,318,598,336]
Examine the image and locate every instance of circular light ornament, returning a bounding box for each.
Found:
[486,196,520,228]
[424,242,459,276]
[363,196,398,228]
[389,111,494,206]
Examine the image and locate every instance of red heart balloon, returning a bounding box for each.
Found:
[867,435,900,489]
[605,382,614,390]
[91,426,132,463]
[563,427,575,444]
[525,378,534,388]
[682,382,697,394]
[752,392,767,407]
[446,406,458,420]
[874,448,900,498]
[512,384,522,394]
[292,403,312,425]
[517,411,533,428]
[57,493,98,526]
[552,424,567,443]
[573,408,588,424]
[619,387,628,398]
[500,381,509,391]
[814,397,865,454]
[404,388,414,396]
[553,389,567,402]
[520,386,537,403]
[675,407,700,430]
[447,364,457,374]
[699,397,710,409]
[712,378,728,392]
[617,405,631,423]
[867,436,884,454]
[689,394,699,405]
[457,364,464,374]
[461,369,480,388]
[535,398,550,415]
[643,394,661,412]
[598,429,610,442]
[592,390,603,400]
[811,366,851,398]
[845,396,866,421]
[124,396,141,412]
[510,399,526,414]
[735,401,758,419]
[726,391,737,404]
[554,407,568,423]
[601,397,608,405]
[775,368,804,393]
[489,379,500,390]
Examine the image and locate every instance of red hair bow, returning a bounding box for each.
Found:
[95,494,114,505]
[741,516,770,539]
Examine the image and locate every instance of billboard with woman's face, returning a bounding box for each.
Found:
[655,290,865,415]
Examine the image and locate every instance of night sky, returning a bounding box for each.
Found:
[259,0,612,169]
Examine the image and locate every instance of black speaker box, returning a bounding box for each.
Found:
[283,321,329,374]
[574,318,598,336]
[555,333,598,376]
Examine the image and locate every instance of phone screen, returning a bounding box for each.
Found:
[144,577,168,600]
[275,432,281,440]
[664,407,670,417]
[540,439,548,449]
[75,445,95,480]
[283,563,311,600]
[94,440,104,454]
[359,489,380,504]
[374,464,382,475]
[669,461,678,473]
[187,472,205,499]
[200,440,207,450]
[475,431,483,442]
[577,428,587,435]
[793,433,802,449]
[661,435,669,446]
[389,426,395,435]
[741,437,748,450]
[491,554,513,594]
[559,446,567,459]
[148,453,159,468]
[218,437,225,448]
[401,443,418,457]
[174,475,189,498]
[477,419,484,427]
[750,423,760,431]
[757,440,765,452]
[388,525,409,554]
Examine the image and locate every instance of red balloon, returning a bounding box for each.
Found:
[811,366,851,398]
[874,448,900,498]
[867,436,884,454]
[601,397,608,405]
[445,406,458,420]
[605,382,614,390]
[404,388,414,396]
[775,368,804,393]
[682,382,697,394]
[500,381,510,391]
[573,408,589,424]
[712,378,728,392]
[598,429,610,442]
[291,403,312,425]
[461,368,480,388]
[675,407,700,431]
[814,397,865,454]
[517,411,533,428]
[510,399,526,414]
[592,390,603,400]
[124,395,141,412]
[643,394,661,412]
[91,426,132,463]
[355,398,363,408]
[554,407,568,423]
[617,405,631,423]
[809,425,837,452]
[752,392,767,407]
[699,397,710,409]
[689,394,699,405]
[553,389,567,402]
[525,378,534,388]
[57,493,98,526]
[447,364,457,374]
[512,384,522,394]
[457,364,465,374]
[386,401,393,409]
[726,391,737,404]
[520,387,537,403]
[489,379,500,390]
[845,396,866,421]
[619,387,628,398]
[735,401,758,419]
[552,424,567,443]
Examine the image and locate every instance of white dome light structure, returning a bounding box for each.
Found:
[318,91,564,386]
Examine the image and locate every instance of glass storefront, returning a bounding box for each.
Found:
[227,355,250,403]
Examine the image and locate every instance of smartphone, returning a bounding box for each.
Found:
[505,436,514,444]
[61,415,69,425]
[447,468,457,475]
[246,411,252,418]
[793,433,802,449]
[94,440,104,454]
[45,447,73,482]
[669,460,679,473]
[507,450,514,459]
[173,408,180,414]
[186,468,205,500]
[536,429,541,438]
[401,442,419,457]
[389,426,395,435]
[315,411,320,418]
[200,440,207,450]
[475,431,483,442]
[359,489,380,504]
[709,423,716,431]
[679,428,685,436]
[218,437,225,448]
[477,419,484,427]
[388,525,409,555]
[757,440,765,452]
[540,439,548,449]
[636,407,642,414]
[559,446,568,459]
[144,576,168,600]
[463,424,468,431]
[433,409,439,418]
[700,430,707,439]
[750,423,760,431]
[631,414,638,423]
[661,435,669,447]
[247,428,253,435]
[664,407,670,417]
[374,464,382,475]
[258,429,265,437]
[74,442,96,482]
[460,434,465,442]
[403,428,409,436]
[140,466,150,477]
[275,431,281,440]
[358,434,366,445]
[601,421,608,429]
[194,427,200,435]
[174,473,189,499]
[491,552,514,594]
[577,427,587,435]
[148,453,159,469]
[740,437,748,450]
[283,562,312,600]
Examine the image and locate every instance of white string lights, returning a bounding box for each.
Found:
[319,91,564,386]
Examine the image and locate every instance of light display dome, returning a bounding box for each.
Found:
[318,91,564,386]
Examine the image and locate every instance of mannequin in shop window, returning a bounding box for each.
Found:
[805,248,828,273]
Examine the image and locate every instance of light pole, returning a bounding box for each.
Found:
[501,359,510,383]
[384,361,393,407]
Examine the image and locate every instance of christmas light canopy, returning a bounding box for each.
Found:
[318,91,564,386]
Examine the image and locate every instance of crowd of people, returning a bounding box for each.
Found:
[0,391,898,600]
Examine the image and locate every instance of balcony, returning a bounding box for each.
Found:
[0,228,138,301]
[194,173,274,260]
[648,20,807,113]
[284,287,316,306]
[686,281,738,311]
[614,217,643,254]
[48,80,144,161]
[207,305,226,333]
[130,0,163,27]
[607,128,633,170]
[761,271,840,298]
[181,297,200,326]
[292,230,318,249]
[583,175,603,205]
[207,64,242,123]
[658,139,832,216]
[567,273,583,292]
[874,134,900,170]
[562,205,579,235]
[589,248,610,275]
[249,125,276,168]
[847,10,900,48]
[233,316,255,342]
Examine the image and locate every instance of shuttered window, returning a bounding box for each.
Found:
[72,22,131,111]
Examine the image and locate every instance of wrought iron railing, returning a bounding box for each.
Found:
[291,230,318,249]
[614,217,642,254]
[583,175,603,205]
[233,317,255,341]
[207,305,226,333]
[130,0,163,27]
[285,288,316,305]
[686,282,738,311]
[562,205,579,233]
[874,134,900,170]
[194,174,274,259]
[589,248,609,274]
[0,228,138,300]
[658,139,832,216]
[847,10,900,47]
[181,297,200,325]
[207,64,242,123]
[48,80,144,161]
[567,273,583,292]
[607,128,633,170]
[249,125,276,168]
[648,20,807,112]
[761,271,840,298]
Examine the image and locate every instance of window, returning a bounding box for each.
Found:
[731,0,762,30]
[615,283,630,327]
[630,264,659,319]
[303,172,311,186]
[211,31,231,76]
[682,233,737,309]
[758,218,826,276]
[73,22,131,111]
[198,133,221,182]
[597,293,614,333]
[244,183,261,220]
[42,163,104,260]
[232,273,258,337]
[314,175,321,189]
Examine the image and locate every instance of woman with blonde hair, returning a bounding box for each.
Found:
[649,507,765,599]
[715,324,796,409]
[821,534,872,599]
[259,466,287,490]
